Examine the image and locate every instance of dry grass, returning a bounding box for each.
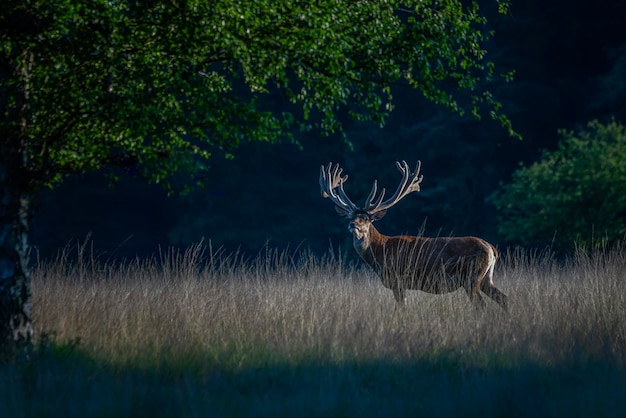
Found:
[3,242,626,417]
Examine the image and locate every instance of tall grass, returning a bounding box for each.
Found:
[3,242,626,417]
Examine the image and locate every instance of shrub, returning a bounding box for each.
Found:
[489,119,626,250]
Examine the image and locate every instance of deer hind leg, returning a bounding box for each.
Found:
[479,259,509,312]
[464,284,486,310]
[392,286,405,304]
[461,259,487,310]
[481,283,508,311]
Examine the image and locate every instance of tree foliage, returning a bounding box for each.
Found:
[1,0,512,193]
[489,120,626,250]
[0,0,514,352]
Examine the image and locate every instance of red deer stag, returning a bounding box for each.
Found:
[319,160,508,311]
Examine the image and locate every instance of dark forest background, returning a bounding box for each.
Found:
[32,0,626,259]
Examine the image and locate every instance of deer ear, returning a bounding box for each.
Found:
[335,206,352,219]
[370,210,387,221]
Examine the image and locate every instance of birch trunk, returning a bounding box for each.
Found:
[0,154,33,357]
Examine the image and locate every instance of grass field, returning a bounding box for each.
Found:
[2,242,626,417]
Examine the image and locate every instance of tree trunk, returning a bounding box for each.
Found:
[0,41,35,359]
[0,157,33,359]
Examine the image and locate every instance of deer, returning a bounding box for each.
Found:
[319,160,508,311]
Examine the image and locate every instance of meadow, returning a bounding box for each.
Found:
[2,242,626,417]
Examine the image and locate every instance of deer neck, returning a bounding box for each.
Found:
[353,224,387,271]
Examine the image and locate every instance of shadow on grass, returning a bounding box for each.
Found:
[1,337,625,418]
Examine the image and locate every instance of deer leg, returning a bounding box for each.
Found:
[480,262,509,311]
[480,282,509,312]
[464,283,486,310]
[392,286,405,304]
[389,287,406,318]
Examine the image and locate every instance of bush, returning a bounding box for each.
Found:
[489,119,626,250]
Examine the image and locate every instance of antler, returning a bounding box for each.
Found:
[319,163,359,215]
[364,160,423,215]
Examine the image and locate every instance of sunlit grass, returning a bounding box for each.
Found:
[3,242,626,417]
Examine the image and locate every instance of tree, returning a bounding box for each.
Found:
[0,0,512,354]
[489,120,626,250]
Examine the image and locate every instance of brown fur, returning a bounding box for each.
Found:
[350,216,508,310]
[320,161,507,310]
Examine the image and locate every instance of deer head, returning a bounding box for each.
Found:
[319,160,423,241]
